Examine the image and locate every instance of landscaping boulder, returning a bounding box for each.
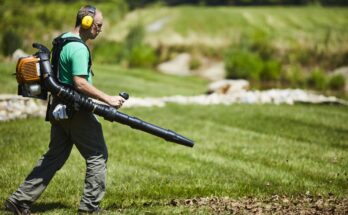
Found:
[157,53,191,76]
[207,79,249,94]
[12,49,28,61]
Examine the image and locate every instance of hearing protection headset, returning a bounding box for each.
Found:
[81,5,96,29]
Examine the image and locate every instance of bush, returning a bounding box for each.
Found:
[260,59,281,81]
[189,57,201,70]
[93,40,124,64]
[128,45,157,68]
[307,68,327,90]
[119,24,158,68]
[225,49,263,81]
[1,29,22,56]
[328,74,346,91]
[124,25,145,51]
[249,30,275,60]
[283,65,307,88]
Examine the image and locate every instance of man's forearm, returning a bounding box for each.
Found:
[73,76,110,103]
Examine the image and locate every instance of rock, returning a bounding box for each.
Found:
[12,49,29,61]
[157,53,191,76]
[0,89,346,121]
[207,79,249,94]
[0,95,46,121]
[146,17,170,33]
[332,66,348,91]
[198,62,225,81]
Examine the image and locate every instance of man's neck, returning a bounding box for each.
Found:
[72,27,88,42]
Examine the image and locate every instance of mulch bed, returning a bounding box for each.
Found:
[168,194,348,214]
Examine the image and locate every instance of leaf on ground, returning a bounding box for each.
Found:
[168,195,348,214]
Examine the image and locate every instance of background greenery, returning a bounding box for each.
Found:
[1,2,347,96]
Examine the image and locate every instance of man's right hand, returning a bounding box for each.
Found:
[73,76,126,109]
[106,95,125,109]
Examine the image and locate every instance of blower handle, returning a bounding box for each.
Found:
[119,92,129,100]
[32,43,50,54]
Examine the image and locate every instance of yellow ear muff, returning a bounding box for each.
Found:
[81,15,94,29]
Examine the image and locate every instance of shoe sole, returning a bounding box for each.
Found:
[4,200,22,215]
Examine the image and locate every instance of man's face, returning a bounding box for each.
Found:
[89,11,103,39]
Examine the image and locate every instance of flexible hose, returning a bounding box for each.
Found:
[37,51,194,147]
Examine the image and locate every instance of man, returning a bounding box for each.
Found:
[5,5,125,214]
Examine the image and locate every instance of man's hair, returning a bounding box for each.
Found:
[75,5,96,27]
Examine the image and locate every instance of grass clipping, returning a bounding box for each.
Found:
[168,194,348,214]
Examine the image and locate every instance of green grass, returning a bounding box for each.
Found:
[108,6,348,51]
[92,64,208,97]
[0,62,17,94]
[1,62,347,213]
[1,104,347,214]
[0,62,208,96]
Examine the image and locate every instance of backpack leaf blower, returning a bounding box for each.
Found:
[15,43,194,148]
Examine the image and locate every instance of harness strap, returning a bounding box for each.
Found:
[51,33,93,86]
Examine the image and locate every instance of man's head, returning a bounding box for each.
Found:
[75,5,103,40]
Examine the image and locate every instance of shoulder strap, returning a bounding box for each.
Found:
[51,33,92,86]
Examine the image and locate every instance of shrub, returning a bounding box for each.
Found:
[283,65,307,88]
[225,48,263,81]
[307,68,327,90]
[124,25,145,51]
[189,57,201,70]
[120,24,158,68]
[250,31,275,60]
[2,29,22,56]
[328,74,346,91]
[93,40,124,64]
[128,45,157,68]
[260,59,281,81]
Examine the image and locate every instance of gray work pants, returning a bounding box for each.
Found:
[8,108,108,211]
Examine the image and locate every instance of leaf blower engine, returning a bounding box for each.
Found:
[14,43,194,148]
[16,44,49,100]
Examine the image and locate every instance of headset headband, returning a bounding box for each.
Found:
[85,5,96,16]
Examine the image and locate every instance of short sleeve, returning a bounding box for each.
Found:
[70,46,89,77]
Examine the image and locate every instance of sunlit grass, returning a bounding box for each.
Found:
[108,6,348,50]
[1,104,347,214]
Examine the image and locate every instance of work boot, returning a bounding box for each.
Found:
[78,207,104,214]
[4,199,31,215]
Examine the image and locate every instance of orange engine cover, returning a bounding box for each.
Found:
[16,56,41,84]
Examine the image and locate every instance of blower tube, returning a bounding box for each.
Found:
[35,44,194,148]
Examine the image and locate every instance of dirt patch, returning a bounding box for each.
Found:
[168,195,348,214]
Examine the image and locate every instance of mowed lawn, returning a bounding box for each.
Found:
[108,6,348,50]
[0,62,347,213]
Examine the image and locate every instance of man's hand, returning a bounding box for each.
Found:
[106,95,125,109]
[73,76,126,108]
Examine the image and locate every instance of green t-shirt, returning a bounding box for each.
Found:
[58,32,92,85]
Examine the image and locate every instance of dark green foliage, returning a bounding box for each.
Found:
[124,25,145,51]
[328,74,346,91]
[249,31,275,61]
[93,40,124,64]
[307,68,327,91]
[127,44,157,68]
[260,59,281,81]
[189,57,201,70]
[0,1,128,53]
[283,65,307,88]
[1,29,22,56]
[225,49,264,81]
[121,25,158,68]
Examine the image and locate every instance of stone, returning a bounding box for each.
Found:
[207,79,249,94]
[198,62,225,81]
[157,53,191,76]
[12,49,29,61]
